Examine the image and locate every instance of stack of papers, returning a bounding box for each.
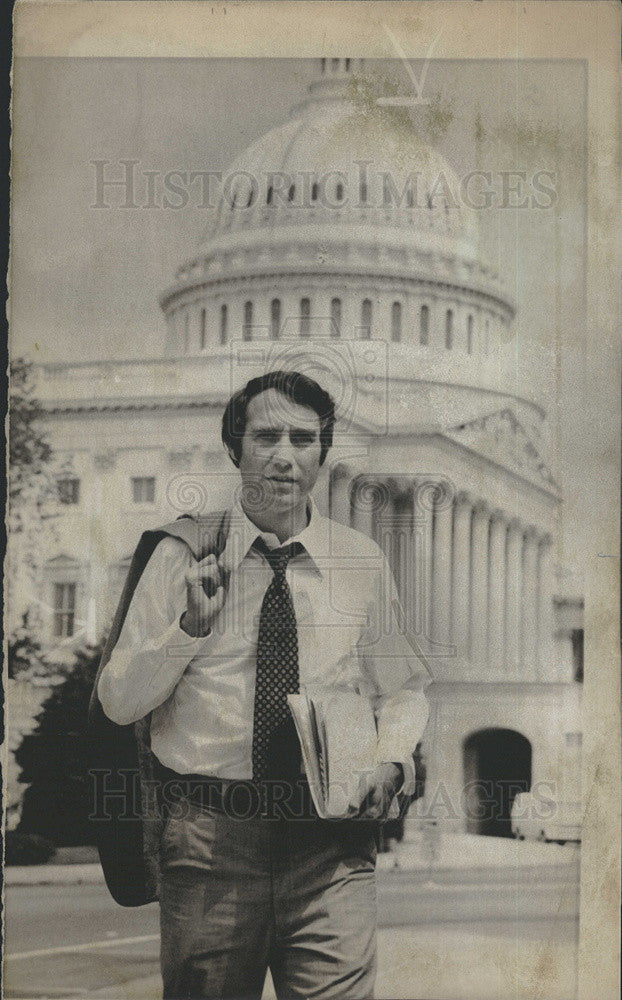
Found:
[287,686,399,820]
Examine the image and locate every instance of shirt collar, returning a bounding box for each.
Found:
[222,494,328,576]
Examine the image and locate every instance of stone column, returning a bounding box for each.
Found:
[313,464,330,518]
[315,290,335,338]
[329,465,352,527]
[521,527,540,676]
[373,482,396,570]
[428,295,439,349]
[390,487,413,612]
[470,502,490,670]
[488,510,508,672]
[350,475,377,540]
[505,518,524,673]
[431,493,454,649]
[275,291,293,340]
[537,533,556,680]
[451,492,473,659]
[413,479,435,648]
[404,292,416,347]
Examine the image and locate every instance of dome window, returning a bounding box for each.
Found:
[335,182,344,202]
[361,299,372,340]
[220,304,228,344]
[200,308,207,350]
[311,181,319,202]
[467,315,474,354]
[331,58,340,72]
[345,58,351,71]
[445,309,453,350]
[288,184,296,203]
[330,298,342,338]
[267,185,273,205]
[271,298,281,340]
[359,180,368,205]
[300,297,311,338]
[426,194,433,210]
[321,58,326,74]
[391,302,402,342]
[406,187,415,209]
[243,301,253,341]
[420,305,429,345]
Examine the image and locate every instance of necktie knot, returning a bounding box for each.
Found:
[254,538,305,579]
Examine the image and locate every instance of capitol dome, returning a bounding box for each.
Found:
[160,58,514,363]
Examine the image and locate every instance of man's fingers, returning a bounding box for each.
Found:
[357,786,382,819]
[189,556,229,589]
[185,564,218,586]
[356,778,395,819]
[185,556,224,595]
[210,582,227,616]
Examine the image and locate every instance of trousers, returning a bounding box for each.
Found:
[159,782,378,1000]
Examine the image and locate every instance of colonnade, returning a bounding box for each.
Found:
[166,290,504,356]
[329,469,556,679]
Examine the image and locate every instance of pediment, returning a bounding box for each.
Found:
[445,408,559,491]
[45,552,82,567]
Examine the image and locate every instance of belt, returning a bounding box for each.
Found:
[153,758,317,820]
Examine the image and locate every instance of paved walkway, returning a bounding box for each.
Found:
[88,921,578,1000]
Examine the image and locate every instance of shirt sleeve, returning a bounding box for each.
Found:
[357,549,432,796]
[97,536,213,726]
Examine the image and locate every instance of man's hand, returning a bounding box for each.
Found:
[353,762,404,821]
[181,554,229,637]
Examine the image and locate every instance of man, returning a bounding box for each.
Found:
[96,369,430,1000]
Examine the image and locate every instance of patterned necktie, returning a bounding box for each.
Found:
[252,538,305,782]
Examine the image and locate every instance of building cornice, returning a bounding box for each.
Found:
[43,396,224,415]
[428,432,560,503]
[160,268,515,319]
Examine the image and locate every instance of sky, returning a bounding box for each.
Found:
[10,56,589,579]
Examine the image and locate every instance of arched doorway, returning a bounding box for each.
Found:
[462,728,532,837]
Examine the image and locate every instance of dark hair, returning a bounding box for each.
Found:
[222,370,336,467]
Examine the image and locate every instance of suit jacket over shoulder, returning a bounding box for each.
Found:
[87,510,229,907]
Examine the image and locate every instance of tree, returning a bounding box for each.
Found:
[15,641,104,846]
[7,356,56,642]
[7,613,48,680]
[9,357,53,528]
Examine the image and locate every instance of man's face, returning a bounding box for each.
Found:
[235,388,323,513]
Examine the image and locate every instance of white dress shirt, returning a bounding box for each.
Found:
[98,497,430,794]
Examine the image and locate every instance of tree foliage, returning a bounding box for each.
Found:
[15,641,104,846]
[7,613,49,679]
[7,357,57,638]
[9,357,53,530]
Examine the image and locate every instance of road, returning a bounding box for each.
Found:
[4,872,580,999]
